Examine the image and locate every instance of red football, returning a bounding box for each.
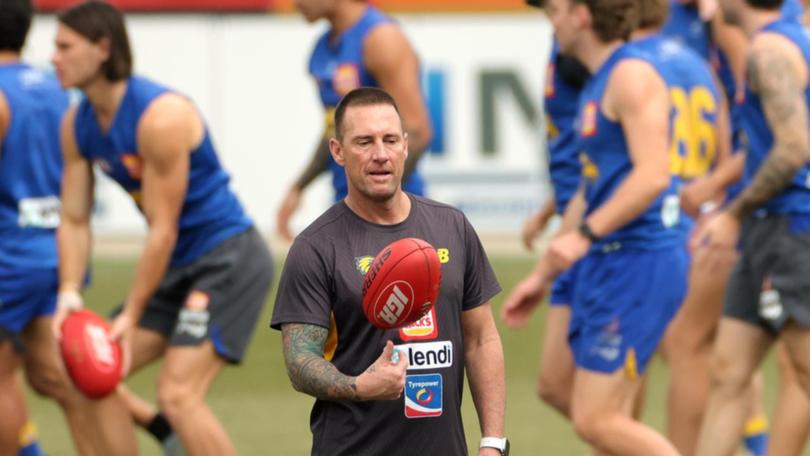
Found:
[362,238,442,330]
[59,309,122,399]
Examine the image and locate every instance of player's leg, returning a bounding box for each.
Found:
[0,338,25,456]
[694,318,772,456]
[22,315,138,456]
[741,372,769,456]
[571,368,678,455]
[663,243,736,455]
[780,322,810,403]
[156,228,273,456]
[537,306,574,416]
[158,342,234,456]
[768,342,810,456]
[537,272,575,417]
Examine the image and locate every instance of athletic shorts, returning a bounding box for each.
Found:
[725,215,810,334]
[135,228,273,363]
[568,246,687,376]
[550,265,576,306]
[0,264,58,352]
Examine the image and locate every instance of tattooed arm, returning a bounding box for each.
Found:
[727,38,810,220]
[281,323,408,401]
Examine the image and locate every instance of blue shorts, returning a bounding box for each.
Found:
[0,265,58,337]
[568,247,687,376]
[550,266,576,306]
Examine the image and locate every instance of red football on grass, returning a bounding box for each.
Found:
[362,237,442,330]
[59,309,122,399]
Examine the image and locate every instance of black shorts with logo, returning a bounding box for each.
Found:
[725,215,810,334]
[139,228,273,363]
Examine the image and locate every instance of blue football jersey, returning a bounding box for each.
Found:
[74,76,252,266]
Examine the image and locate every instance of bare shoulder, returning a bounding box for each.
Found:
[604,59,667,118]
[364,22,415,68]
[137,92,202,154]
[747,32,808,92]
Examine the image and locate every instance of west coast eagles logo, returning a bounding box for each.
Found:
[355,256,374,275]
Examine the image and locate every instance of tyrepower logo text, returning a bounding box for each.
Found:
[394,341,453,370]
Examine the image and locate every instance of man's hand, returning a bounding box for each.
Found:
[547,230,590,272]
[680,176,720,218]
[690,210,741,253]
[501,268,550,328]
[355,341,408,401]
[277,186,303,242]
[108,312,136,377]
[52,289,83,338]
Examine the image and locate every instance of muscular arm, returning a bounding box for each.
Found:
[122,94,194,322]
[365,24,433,180]
[281,323,360,400]
[585,60,672,237]
[727,37,810,220]
[463,304,506,438]
[58,106,94,293]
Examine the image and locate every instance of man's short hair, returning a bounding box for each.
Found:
[745,0,784,8]
[573,0,638,42]
[0,0,33,53]
[638,0,669,29]
[334,87,402,140]
[525,0,546,8]
[58,1,132,82]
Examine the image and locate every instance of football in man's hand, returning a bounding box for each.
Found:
[60,309,122,399]
[362,237,442,330]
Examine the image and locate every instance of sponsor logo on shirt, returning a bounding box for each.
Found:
[580,101,598,137]
[399,306,439,341]
[121,153,142,180]
[404,373,443,418]
[436,248,450,264]
[545,63,556,98]
[333,63,361,97]
[395,340,453,370]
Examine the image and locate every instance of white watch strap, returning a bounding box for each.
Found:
[480,437,506,451]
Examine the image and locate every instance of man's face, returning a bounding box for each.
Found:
[52,24,107,89]
[330,103,408,203]
[547,0,582,54]
[294,0,335,23]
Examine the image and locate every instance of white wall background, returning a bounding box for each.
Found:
[24,12,553,237]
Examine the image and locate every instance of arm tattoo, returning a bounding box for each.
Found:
[281,323,360,401]
[729,47,810,220]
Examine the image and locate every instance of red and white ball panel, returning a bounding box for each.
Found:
[362,237,442,330]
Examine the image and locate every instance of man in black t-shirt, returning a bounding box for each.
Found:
[271,88,508,456]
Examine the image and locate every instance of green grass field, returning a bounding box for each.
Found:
[25,255,805,455]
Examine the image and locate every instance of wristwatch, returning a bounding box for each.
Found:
[480,437,510,455]
[578,220,601,243]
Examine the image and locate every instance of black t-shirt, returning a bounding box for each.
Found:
[271,194,501,456]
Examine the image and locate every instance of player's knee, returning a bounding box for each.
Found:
[157,380,199,418]
[25,363,72,401]
[536,374,568,410]
[571,407,606,446]
[708,352,750,393]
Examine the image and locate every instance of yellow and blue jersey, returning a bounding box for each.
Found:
[0,63,67,269]
[74,76,252,267]
[740,19,810,215]
[544,42,585,214]
[309,6,424,200]
[576,46,681,251]
[627,35,721,235]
